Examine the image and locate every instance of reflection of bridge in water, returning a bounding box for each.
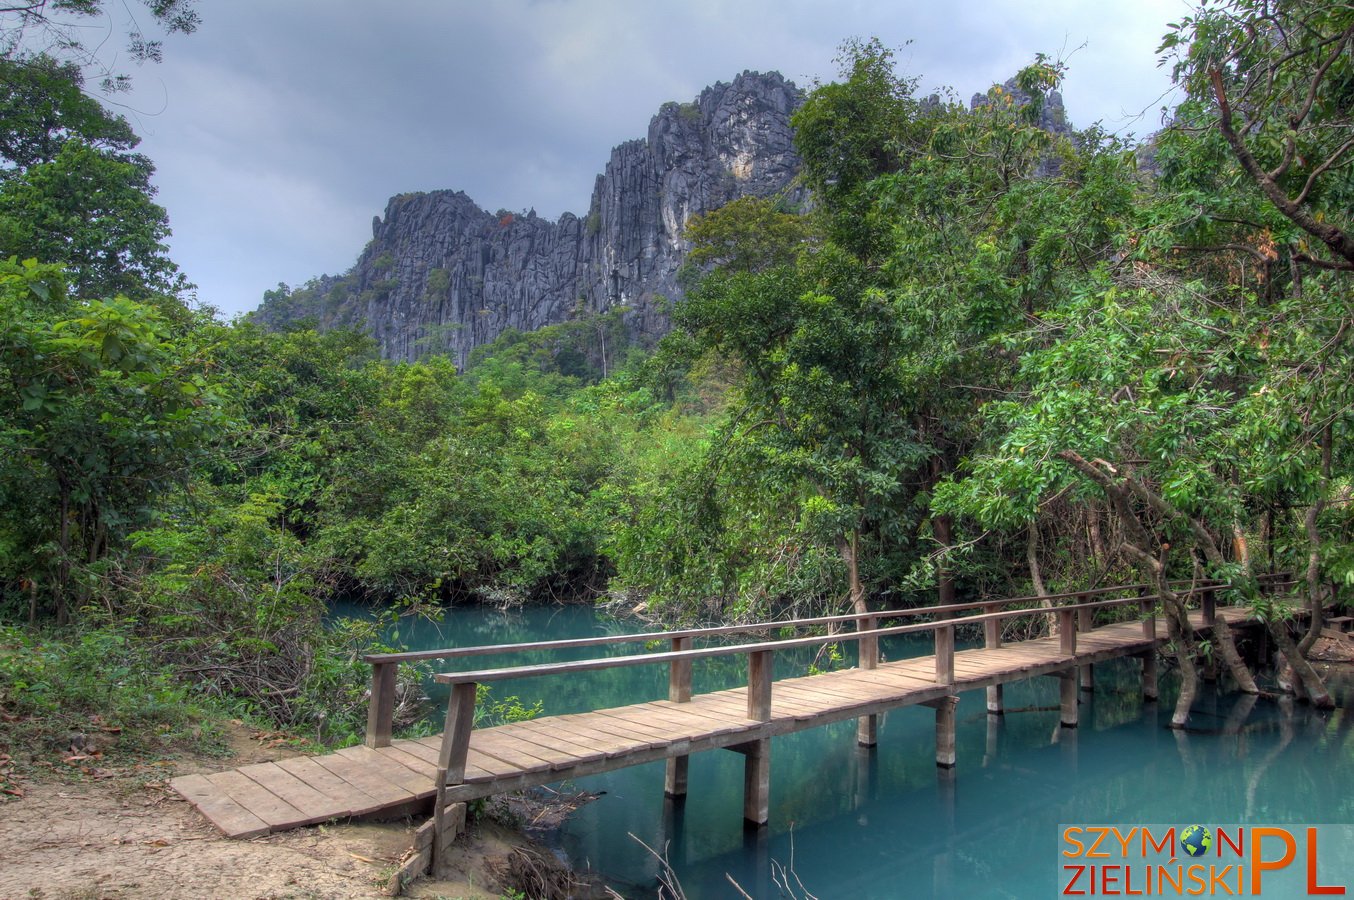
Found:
[658,685,1318,898]
[171,578,1295,882]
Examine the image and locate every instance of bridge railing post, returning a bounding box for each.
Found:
[666,636,693,797]
[1140,595,1157,640]
[1076,594,1093,634]
[669,636,693,702]
[434,681,478,876]
[983,603,1001,650]
[859,614,878,670]
[935,622,954,685]
[747,649,773,721]
[1076,594,1095,692]
[744,650,773,825]
[1058,608,1077,656]
[365,661,398,748]
[857,614,879,747]
[1202,587,1216,626]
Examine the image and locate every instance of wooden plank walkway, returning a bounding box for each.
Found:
[172,605,1256,838]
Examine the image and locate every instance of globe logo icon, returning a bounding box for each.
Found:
[1181,825,1212,858]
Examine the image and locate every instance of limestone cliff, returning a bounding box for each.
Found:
[251,71,803,366]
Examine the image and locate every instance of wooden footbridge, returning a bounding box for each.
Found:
[171,579,1288,876]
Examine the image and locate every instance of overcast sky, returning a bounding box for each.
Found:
[108,0,1191,318]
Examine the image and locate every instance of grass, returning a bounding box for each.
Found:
[0,623,234,789]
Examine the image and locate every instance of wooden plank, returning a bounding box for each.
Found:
[311,751,419,807]
[865,666,948,688]
[770,695,837,718]
[776,680,883,705]
[235,761,347,824]
[493,721,609,759]
[456,733,555,774]
[273,756,386,818]
[375,743,442,779]
[206,770,311,830]
[336,744,448,791]
[843,670,924,694]
[515,719,648,757]
[171,773,271,839]
[559,710,681,745]
[622,701,752,736]
[566,715,668,749]
[417,730,555,774]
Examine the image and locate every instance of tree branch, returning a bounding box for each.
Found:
[1209,68,1354,267]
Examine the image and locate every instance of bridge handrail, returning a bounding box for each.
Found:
[366,576,1290,665]
[423,584,1292,791]
[363,573,1292,746]
[429,594,1144,685]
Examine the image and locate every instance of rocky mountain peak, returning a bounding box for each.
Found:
[252,70,804,367]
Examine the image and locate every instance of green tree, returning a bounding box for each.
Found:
[0,258,225,621]
[0,139,185,297]
[0,53,141,177]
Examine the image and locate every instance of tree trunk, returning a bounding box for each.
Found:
[1211,619,1259,694]
[1027,519,1056,635]
[932,457,955,607]
[1056,451,1204,726]
[1298,424,1332,656]
[840,529,867,616]
[1169,613,1201,729]
[56,482,71,625]
[1198,549,1259,694]
[1088,507,1106,568]
[1123,543,1200,728]
[1269,616,1333,708]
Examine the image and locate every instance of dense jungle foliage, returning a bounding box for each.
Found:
[1,0,1352,747]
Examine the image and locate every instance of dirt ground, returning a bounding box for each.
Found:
[0,725,573,900]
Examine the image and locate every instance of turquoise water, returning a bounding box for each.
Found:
[341,602,1354,898]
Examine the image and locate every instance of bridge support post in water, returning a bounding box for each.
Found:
[858,614,879,747]
[1059,670,1079,728]
[983,709,1003,766]
[928,696,960,768]
[743,649,774,826]
[665,636,693,798]
[984,604,1004,715]
[742,739,771,826]
[1139,650,1159,701]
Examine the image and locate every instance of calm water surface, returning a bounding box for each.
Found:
[339,601,1354,898]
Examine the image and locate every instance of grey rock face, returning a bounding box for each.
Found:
[969,77,1071,135]
[252,71,803,366]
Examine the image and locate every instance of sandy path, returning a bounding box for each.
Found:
[0,729,520,900]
